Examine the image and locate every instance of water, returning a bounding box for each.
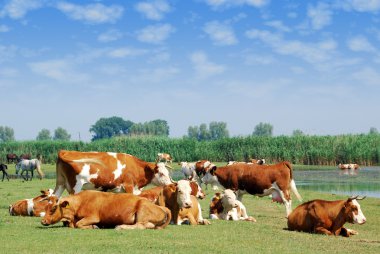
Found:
[294,167,380,198]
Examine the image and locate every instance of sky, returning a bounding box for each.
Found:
[0,0,380,141]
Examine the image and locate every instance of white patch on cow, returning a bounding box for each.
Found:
[197,202,204,222]
[113,160,125,180]
[203,161,211,168]
[177,180,193,208]
[74,164,99,194]
[151,163,173,186]
[39,212,46,217]
[26,198,34,216]
[351,200,366,224]
[107,152,117,158]
[47,189,54,196]
[210,213,219,220]
[133,185,142,195]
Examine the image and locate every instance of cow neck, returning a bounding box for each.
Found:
[330,200,349,234]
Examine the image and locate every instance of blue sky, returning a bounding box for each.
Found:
[1,0,379,141]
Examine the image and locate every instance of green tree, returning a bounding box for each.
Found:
[199,123,211,140]
[292,129,304,136]
[369,127,379,135]
[90,116,134,141]
[129,119,169,136]
[53,127,71,141]
[252,122,273,137]
[0,126,15,142]
[187,126,199,139]
[36,129,52,140]
[209,121,229,140]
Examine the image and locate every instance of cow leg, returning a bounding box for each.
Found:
[75,217,100,229]
[197,203,211,225]
[314,226,333,235]
[186,213,198,225]
[115,223,152,230]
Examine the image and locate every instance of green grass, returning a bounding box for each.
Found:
[0,176,379,254]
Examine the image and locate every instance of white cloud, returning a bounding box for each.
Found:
[135,0,170,20]
[245,29,337,64]
[203,21,238,46]
[204,0,269,9]
[0,24,10,32]
[56,1,124,24]
[337,0,380,12]
[352,67,380,86]
[136,24,175,44]
[97,29,123,43]
[347,35,377,52]
[307,2,333,30]
[106,47,148,58]
[29,59,89,83]
[0,0,44,19]
[264,20,291,32]
[190,51,225,78]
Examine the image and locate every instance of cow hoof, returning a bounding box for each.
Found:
[92,225,99,229]
[200,219,211,225]
[347,229,358,235]
[246,216,257,222]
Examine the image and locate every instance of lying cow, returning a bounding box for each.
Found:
[53,150,174,197]
[139,180,206,203]
[287,196,366,237]
[209,189,256,222]
[156,153,173,164]
[203,161,303,217]
[226,159,265,166]
[41,190,172,230]
[338,163,360,170]
[157,180,210,225]
[9,189,54,217]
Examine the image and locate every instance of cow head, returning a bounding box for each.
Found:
[176,180,193,208]
[151,162,174,186]
[189,180,205,199]
[221,189,239,211]
[345,196,366,225]
[41,196,73,226]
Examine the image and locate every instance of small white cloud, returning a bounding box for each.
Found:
[307,2,333,30]
[338,0,380,12]
[0,24,10,32]
[190,51,225,78]
[56,1,124,24]
[265,20,291,32]
[347,35,377,53]
[135,0,170,20]
[97,29,123,43]
[203,21,238,46]
[0,0,44,19]
[29,59,89,83]
[106,47,148,58]
[204,0,269,9]
[136,23,175,44]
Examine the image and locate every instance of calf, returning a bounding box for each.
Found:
[1,163,9,181]
[41,190,171,230]
[156,153,173,164]
[209,189,256,222]
[203,161,302,217]
[9,189,54,217]
[157,180,210,225]
[287,196,366,237]
[139,180,205,203]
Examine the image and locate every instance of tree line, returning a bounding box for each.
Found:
[0,115,379,142]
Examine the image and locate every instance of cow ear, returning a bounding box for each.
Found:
[60,201,70,208]
[210,166,217,175]
[40,189,48,195]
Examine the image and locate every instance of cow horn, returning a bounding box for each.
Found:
[165,164,173,170]
[356,196,366,200]
[348,195,359,200]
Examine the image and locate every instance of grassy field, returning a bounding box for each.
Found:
[1,165,379,254]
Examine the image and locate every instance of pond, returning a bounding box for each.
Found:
[294,167,380,198]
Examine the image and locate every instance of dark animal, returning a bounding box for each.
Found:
[19,154,31,160]
[287,196,366,237]
[1,164,9,181]
[6,153,18,164]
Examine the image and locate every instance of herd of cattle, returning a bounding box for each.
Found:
[6,150,367,237]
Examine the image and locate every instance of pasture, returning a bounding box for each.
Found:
[0,164,379,254]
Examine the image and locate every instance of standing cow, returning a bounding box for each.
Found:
[287,196,366,237]
[156,153,173,164]
[53,150,174,197]
[203,161,302,217]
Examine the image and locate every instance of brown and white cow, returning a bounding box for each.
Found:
[41,190,172,230]
[53,150,174,197]
[287,196,366,237]
[139,180,206,203]
[194,160,218,190]
[157,180,210,225]
[203,161,303,217]
[338,163,360,170]
[209,189,256,222]
[156,153,173,164]
[226,159,265,166]
[9,189,54,217]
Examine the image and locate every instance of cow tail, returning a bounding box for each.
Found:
[284,161,303,202]
[157,206,172,229]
